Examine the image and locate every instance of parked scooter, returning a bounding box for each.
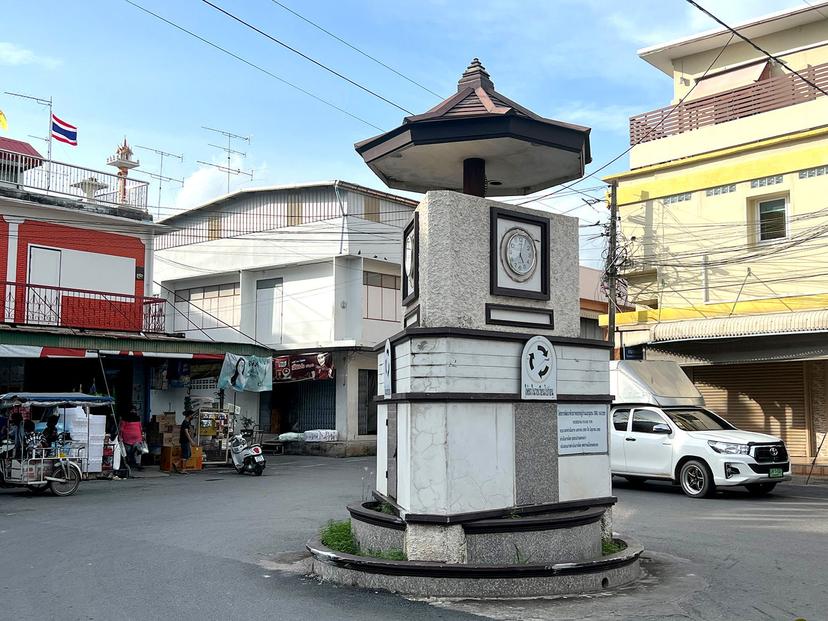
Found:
[229,433,265,476]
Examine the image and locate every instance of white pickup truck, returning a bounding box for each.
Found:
[610,361,792,498]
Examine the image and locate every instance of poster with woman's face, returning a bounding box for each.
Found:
[217,354,273,392]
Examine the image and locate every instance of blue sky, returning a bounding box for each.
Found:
[0,0,803,265]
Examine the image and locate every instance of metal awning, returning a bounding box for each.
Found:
[0,392,114,408]
[652,309,828,343]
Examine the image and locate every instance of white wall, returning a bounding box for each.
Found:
[150,386,260,424]
[558,454,612,502]
[163,260,335,347]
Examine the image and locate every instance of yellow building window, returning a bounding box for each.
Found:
[758,198,787,242]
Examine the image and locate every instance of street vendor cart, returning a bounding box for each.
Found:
[0,392,114,496]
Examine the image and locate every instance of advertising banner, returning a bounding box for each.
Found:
[218,354,273,392]
[273,353,334,382]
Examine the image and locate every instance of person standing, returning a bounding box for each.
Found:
[119,405,144,471]
[173,410,196,474]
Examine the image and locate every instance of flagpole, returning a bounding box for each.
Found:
[3,91,54,191]
[46,97,53,192]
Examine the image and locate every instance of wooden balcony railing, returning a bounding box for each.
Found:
[1,281,166,333]
[629,62,828,145]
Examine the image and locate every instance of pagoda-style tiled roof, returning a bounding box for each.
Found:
[355,59,592,197]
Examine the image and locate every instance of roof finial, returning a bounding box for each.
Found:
[458,58,494,92]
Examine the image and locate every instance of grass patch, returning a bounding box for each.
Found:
[602,538,627,556]
[320,520,358,555]
[376,501,397,516]
[319,519,407,560]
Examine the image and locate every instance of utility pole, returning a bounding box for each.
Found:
[200,126,252,193]
[607,180,619,359]
[135,145,184,219]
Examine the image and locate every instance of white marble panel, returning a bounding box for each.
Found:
[375,404,388,495]
[446,402,515,513]
[557,454,612,502]
[407,402,448,514]
[396,403,412,510]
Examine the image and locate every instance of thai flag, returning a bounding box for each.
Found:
[51,113,77,146]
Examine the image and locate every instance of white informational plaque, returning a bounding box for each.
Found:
[557,404,609,455]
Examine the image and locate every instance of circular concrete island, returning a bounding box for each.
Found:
[307,499,642,598]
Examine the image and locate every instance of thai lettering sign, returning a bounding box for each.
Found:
[557,405,608,455]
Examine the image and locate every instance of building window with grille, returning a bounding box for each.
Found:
[757,197,787,242]
[174,282,241,331]
[363,271,401,322]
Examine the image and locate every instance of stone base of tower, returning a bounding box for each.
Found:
[306,498,642,598]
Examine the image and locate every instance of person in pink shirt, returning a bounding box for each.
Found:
[120,405,144,471]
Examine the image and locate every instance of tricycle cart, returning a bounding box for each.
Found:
[0,392,114,496]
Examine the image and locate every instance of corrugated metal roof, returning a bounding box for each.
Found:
[652,309,828,342]
[0,137,42,159]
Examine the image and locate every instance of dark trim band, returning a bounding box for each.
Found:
[373,326,612,352]
[307,538,641,579]
[347,501,406,531]
[463,506,606,534]
[375,392,614,404]
[402,496,618,525]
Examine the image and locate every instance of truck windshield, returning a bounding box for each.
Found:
[664,408,734,431]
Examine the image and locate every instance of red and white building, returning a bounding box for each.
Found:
[0,137,270,420]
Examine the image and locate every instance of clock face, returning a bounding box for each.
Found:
[501,227,537,282]
[404,231,416,293]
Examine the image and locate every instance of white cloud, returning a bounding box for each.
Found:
[549,102,644,135]
[0,42,61,69]
[173,155,265,212]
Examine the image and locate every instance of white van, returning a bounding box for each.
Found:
[610,361,791,498]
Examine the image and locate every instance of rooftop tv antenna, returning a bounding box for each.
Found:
[200,126,252,193]
[135,144,184,218]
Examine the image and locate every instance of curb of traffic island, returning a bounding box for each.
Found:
[306,535,644,598]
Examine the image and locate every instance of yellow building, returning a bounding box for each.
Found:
[604,3,828,473]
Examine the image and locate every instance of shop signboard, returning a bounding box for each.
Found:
[273,353,334,382]
[218,354,273,392]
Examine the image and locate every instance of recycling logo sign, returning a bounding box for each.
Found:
[521,336,557,400]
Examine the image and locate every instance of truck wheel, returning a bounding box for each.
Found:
[679,460,715,498]
[746,482,777,496]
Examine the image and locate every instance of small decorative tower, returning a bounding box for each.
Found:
[307,59,642,598]
[106,138,140,205]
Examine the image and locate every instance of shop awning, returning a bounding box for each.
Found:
[0,345,225,359]
[0,392,113,407]
[651,308,828,343]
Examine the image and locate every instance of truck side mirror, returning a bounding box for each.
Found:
[652,423,672,434]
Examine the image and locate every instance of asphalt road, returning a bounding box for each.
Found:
[1,457,826,621]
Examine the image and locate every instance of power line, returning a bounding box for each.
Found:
[685,0,828,99]
[268,0,443,99]
[200,0,415,115]
[122,0,384,131]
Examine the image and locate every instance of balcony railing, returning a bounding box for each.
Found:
[629,62,828,145]
[1,281,165,333]
[0,148,149,212]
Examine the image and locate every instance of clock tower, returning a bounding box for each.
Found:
[309,59,642,598]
